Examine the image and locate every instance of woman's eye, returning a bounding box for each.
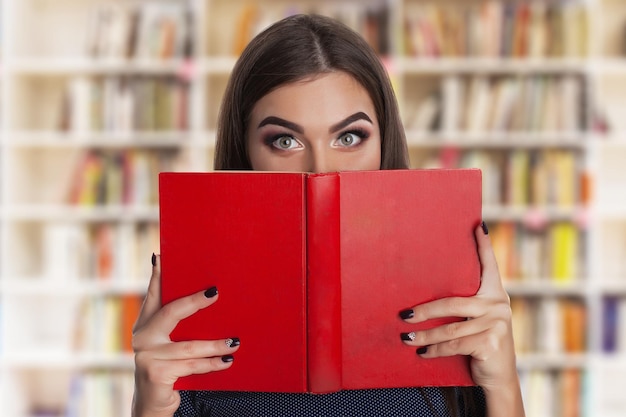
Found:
[337,132,362,147]
[272,136,300,150]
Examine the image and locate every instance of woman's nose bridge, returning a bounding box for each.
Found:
[308,143,332,173]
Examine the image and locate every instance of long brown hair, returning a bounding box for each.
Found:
[214,13,408,170]
[213,13,483,417]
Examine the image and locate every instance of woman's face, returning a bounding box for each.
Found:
[247,72,382,173]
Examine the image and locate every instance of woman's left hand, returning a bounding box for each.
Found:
[399,223,519,393]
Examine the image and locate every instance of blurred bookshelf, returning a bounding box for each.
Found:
[1,0,626,416]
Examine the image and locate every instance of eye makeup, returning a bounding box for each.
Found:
[261,132,303,151]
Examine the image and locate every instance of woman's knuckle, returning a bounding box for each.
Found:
[134,351,148,369]
[446,337,461,351]
[131,329,148,352]
[496,301,513,318]
[160,303,177,321]
[186,358,208,374]
[180,341,197,357]
[485,332,502,353]
[144,361,167,384]
[493,318,510,336]
[446,297,465,314]
[444,322,460,338]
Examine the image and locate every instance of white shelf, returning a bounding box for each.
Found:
[505,280,589,297]
[3,205,159,221]
[516,353,588,370]
[595,280,626,294]
[1,352,134,369]
[593,206,626,220]
[398,57,589,74]
[482,205,586,222]
[405,131,587,148]
[203,56,238,75]
[8,58,192,76]
[4,131,194,148]
[593,58,626,74]
[0,279,147,296]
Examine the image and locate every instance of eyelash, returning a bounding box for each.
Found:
[262,128,371,150]
[339,128,370,144]
[263,133,295,148]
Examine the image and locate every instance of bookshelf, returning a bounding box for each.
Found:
[0,0,625,416]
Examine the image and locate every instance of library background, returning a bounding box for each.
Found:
[0,0,625,416]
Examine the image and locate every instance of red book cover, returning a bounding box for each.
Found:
[159,169,482,393]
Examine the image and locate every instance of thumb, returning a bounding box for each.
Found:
[475,222,507,297]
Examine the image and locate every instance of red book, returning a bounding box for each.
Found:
[159,169,482,393]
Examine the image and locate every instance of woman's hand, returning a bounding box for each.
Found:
[399,223,525,416]
[132,255,240,417]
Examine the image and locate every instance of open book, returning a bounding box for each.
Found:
[159,169,482,392]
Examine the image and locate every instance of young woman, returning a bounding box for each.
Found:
[132,14,525,417]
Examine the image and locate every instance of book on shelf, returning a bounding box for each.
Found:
[67,371,134,417]
[406,91,441,132]
[432,74,584,134]
[602,297,626,353]
[42,221,159,282]
[86,2,192,60]
[230,4,392,57]
[159,169,482,393]
[43,223,89,281]
[75,294,143,354]
[424,149,581,210]
[518,369,583,417]
[441,75,464,133]
[60,76,190,133]
[490,221,583,282]
[402,2,587,58]
[510,296,586,354]
[67,149,182,207]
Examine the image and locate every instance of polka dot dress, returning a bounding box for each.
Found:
[174,387,486,416]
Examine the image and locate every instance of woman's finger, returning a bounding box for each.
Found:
[142,286,220,338]
[415,327,507,362]
[401,316,492,348]
[147,337,241,361]
[135,354,235,386]
[474,223,507,297]
[134,254,163,332]
[401,296,489,324]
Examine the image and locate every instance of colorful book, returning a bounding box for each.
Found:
[159,169,482,393]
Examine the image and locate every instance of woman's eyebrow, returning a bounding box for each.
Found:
[329,112,373,133]
[257,116,304,134]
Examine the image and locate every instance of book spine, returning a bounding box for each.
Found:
[306,174,342,393]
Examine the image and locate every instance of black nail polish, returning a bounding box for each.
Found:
[417,346,428,355]
[481,221,489,235]
[151,253,156,267]
[204,286,218,298]
[221,354,234,363]
[226,337,240,348]
[399,309,415,320]
[401,332,416,342]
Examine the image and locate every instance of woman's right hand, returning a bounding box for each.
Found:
[132,254,240,417]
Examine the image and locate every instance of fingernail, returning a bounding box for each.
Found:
[399,309,415,320]
[401,332,416,342]
[221,355,234,363]
[225,337,240,348]
[204,286,218,298]
[481,221,489,235]
[417,346,428,355]
[151,253,156,267]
